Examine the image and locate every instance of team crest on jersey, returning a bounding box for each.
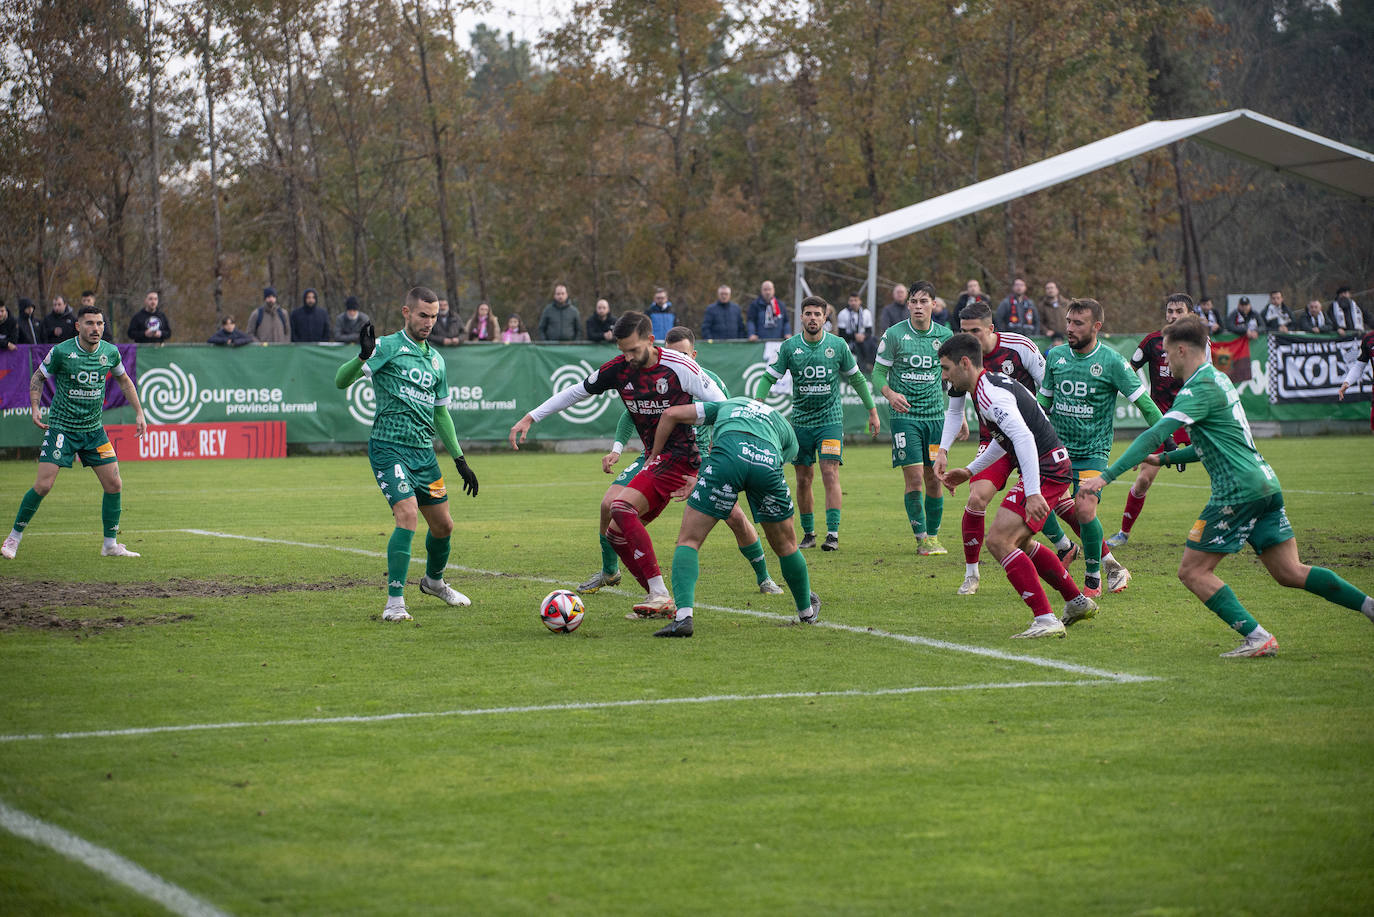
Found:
[825,347,835,358]
[99,355,108,366]
[1001,360,1013,373]
[655,378,669,394]
[1090,363,1103,376]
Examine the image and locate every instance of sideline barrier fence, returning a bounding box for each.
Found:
[1,335,1368,448]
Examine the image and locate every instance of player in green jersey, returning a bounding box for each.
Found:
[647,397,821,637]
[3,306,147,560]
[335,287,479,622]
[1077,315,1374,657]
[579,326,783,601]
[759,296,880,552]
[1036,299,1160,598]
[872,281,958,555]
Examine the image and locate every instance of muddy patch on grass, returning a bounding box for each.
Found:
[0,575,374,631]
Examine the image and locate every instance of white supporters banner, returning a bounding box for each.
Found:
[1267,334,1364,404]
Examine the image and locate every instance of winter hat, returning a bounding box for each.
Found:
[345,296,360,311]
[263,286,277,299]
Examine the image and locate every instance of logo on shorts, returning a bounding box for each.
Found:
[1188,519,1206,541]
[398,480,411,494]
[429,479,447,498]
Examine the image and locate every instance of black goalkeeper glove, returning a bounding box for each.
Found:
[358,322,376,361]
[454,456,479,497]
[1162,435,1177,453]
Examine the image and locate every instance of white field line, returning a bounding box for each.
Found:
[181,529,1153,684]
[1,680,1120,744]
[0,800,230,917]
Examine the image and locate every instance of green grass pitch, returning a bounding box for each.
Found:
[1,436,1372,915]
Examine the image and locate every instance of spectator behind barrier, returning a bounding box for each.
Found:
[1227,296,1262,339]
[538,283,580,341]
[646,287,675,340]
[1264,290,1293,332]
[249,287,290,343]
[700,285,745,340]
[1296,299,1331,333]
[127,289,172,343]
[878,283,908,334]
[1196,297,1222,335]
[207,315,255,347]
[42,295,76,344]
[502,314,531,343]
[746,280,790,341]
[1331,286,1366,333]
[995,278,1038,334]
[335,297,371,344]
[586,299,616,343]
[291,288,331,342]
[15,298,42,345]
[466,301,498,342]
[433,298,462,345]
[0,301,15,350]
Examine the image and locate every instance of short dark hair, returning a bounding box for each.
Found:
[1165,292,1193,310]
[613,311,652,340]
[406,286,438,307]
[800,295,829,314]
[1163,314,1208,349]
[81,290,95,298]
[960,301,994,324]
[938,333,983,367]
[1067,298,1104,324]
[907,280,937,300]
[1337,285,1351,297]
[222,315,237,325]
[664,325,695,346]
[76,305,103,319]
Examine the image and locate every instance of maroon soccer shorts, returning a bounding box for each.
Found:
[971,445,1016,490]
[625,452,698,525]
[1000,476,1073,534]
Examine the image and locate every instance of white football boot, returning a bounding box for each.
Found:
[420,576,471,606]
[1012,614,1066,639]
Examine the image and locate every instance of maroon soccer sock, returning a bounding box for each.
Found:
[999,548,1053,617]
[605,527,648,591]
[1121,487,1147,534]
[961,508,984,564]
[610,499,661,583]
[1027,542,1081,602]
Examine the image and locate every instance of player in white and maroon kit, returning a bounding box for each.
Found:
[1337,328,1374,430]
[936,334,1096,639]
[934,300,1045,596]
[1107,293,1197,547]
[509,312,725,616]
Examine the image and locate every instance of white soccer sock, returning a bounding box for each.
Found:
[1053,534,1071,550]
[385,595,406,608]
[675,607,693,622]
[102,536,116,550]
[1249,625,1272,642]
[647,575,667,595]
[827,529,838,537]
[966,563,979,576]
[1361,596,1374,620]
[9,529,22,543]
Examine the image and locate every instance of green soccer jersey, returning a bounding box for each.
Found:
[874,319,953,419]
[1038,341,1147,461]
[700,397,798,464]
[38,338,125,433]
[363,330,450,449]
[765,332,859,426]
[1166,363,1279,504]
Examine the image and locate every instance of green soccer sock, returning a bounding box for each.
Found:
[1303,566,1371,612]
[825,508,841,535]
[101,492,121,539]
[425,531,451,580]
[905,491,926,537]
[1041,512,1069,549]
[1204,584,1260,637]
[778,549,812,614]
[800,512,815,536]
[923,494,943,537]
[671,545,700,612]
[387,527,415,598]
[1081,516,1104,577]
[599,532,619,576]
[739,538,770,585]
[13,488,44,534]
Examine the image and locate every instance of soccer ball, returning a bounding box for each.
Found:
[540,589,585,633]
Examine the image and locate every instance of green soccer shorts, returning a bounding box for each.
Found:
[613,452,648,487]
[792,421,844,467]
[368,440,448,508]
[1186,491,1293,555]
[39,427,117,469]
[889,415,942,468]
[1069,456,1108,497]
[688,433,795,524]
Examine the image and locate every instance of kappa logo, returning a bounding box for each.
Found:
[1221,505,1234,515]
[1057,358,1068,365]
[400,346,411,354]
[1208,536,1227,545]
[794,348,803,355]
[1216,520,1230,531]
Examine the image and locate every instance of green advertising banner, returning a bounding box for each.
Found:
[0,334,1364,449]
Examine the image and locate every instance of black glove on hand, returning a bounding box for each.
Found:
[358,322,376,361]
[455,456,479,497]
[1161,435,1177,453]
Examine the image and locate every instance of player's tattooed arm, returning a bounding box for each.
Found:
[29,368,47,430]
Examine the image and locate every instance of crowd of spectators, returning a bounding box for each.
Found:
[1,281,1365,351]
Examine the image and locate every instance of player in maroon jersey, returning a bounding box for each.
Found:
[1337,328,1374,431]
[934,301,1046,596]
[936,334,1096,639]
[1106,293,1195,547]
[510,312,726,616]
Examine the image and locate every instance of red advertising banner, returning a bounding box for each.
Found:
[106,421,287,461]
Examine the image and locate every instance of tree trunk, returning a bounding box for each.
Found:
[204,6,223,317]
[411,1,460,305]
[145,0,164,293]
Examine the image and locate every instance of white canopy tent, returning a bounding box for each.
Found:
[793,109,1374,316]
